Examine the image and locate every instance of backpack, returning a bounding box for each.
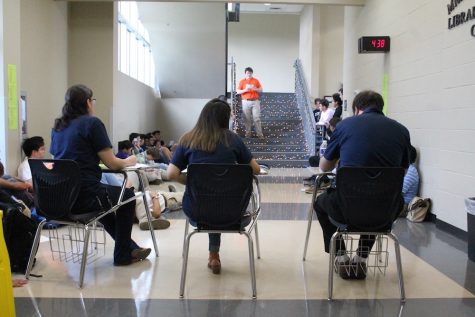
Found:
[406,196,431,223]
[1,201,38,273]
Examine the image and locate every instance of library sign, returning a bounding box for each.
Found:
[446,0,475,37]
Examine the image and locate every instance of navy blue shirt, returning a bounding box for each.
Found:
[324,108,410,169]
[50,115,112,194]
[171,130,253,218]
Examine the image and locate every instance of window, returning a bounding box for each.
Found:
[118,1,155,89]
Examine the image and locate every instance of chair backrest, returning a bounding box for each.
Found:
[29,159,81,220]
[187,164,253,231]
[336,167,405,232]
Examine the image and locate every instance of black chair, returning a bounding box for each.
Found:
[330,167,405,301]
[303,167,406,301]
[180,164,261,298]
[25,159,140,288]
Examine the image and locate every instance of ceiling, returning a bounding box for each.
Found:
[239,3,304,14]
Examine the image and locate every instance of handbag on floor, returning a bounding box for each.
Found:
[406,196,431,222]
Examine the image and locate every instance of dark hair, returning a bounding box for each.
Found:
[329,117,342,129]
[332,93,343,106]
[244,67,253,73]
[352,90,384,113]
[179,98,231,152]
[320,99,329,108]
[128,133,140,142]
[118,140,132,151]
[0,161,4,177]
[314,98,321,105]
[152,130,161,135]
[409,145,417,164]
[54,84,93,131]
[22,136,45,157]
[146,147,161,160]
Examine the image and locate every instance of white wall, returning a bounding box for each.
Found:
[2,0,21,173]
[138,3,226,99]
[228,13,299,93]
[319,5,343,96]
[68,2,114,131]
[112,72,160,148]
[156,98,209,142]
[299,5,320,97]
[20,0,68,159]
[343,0,475,231]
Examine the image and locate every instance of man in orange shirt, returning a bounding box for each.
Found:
[237,67,264,138]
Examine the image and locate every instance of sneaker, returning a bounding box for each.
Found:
[245,132,252,138]
[208,252,221,274]
[168,184,177,192]
[167,197,181,211]
[139,218,171,230]
[257,134,264,139]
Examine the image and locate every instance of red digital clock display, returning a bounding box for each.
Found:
[358,36,390,53]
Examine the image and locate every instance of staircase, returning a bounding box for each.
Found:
[236,93,309,168]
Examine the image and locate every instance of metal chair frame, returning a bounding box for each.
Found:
[180,166,261,299]
[25,159,154,288]
[302,168,406,302]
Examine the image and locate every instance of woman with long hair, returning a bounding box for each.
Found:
[168,98,260,274]
[50,84,150,266]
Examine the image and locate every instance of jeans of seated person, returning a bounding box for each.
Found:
[73,184,138,265]
[185,213,252,252]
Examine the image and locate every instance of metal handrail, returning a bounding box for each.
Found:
[228,57,238,132]
[294,59,316,155]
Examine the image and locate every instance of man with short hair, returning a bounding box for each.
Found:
[237,67,264,138]
[314,90,411,279]
[18,136,46,185]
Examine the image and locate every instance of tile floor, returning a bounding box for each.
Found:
[12,168,475,316]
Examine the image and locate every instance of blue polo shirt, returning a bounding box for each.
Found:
[324,108,410,169]
[50,115,112,194]
[171,130,253,220]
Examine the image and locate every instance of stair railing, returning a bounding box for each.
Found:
[294,59,316,155]
[228,57,238,132]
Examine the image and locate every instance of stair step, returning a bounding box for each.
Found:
[247,145,306,152]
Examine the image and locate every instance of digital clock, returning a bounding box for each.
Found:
[358,36,390,53]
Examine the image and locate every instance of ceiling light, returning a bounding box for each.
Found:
[264,3,271,6]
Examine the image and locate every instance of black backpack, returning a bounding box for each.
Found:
[1,200,38,273]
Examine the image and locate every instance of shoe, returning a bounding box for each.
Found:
[131,247,152,262]
[305,186,315,194]
[337,258,367,280]
[139,218,170,230]
[245,132,252,138]
[208,252,221,274]
[167,197,181,211]
[168,184,177,192]
[257,134,264,139]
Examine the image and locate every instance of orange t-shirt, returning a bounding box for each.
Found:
[239,77,262,100]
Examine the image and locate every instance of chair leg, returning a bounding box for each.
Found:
[182,218,189,258]
[389,232,406,302]
[179,230,195,298]
[244,232,257,299]
[78,226,91,288]
[254,221,261,259]
[302,203,314,261]
[328,231,340,301]
[25,219,47,280]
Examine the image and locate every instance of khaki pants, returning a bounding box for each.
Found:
[242,99,263,136]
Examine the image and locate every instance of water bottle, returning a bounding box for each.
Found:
[319,140,327,157]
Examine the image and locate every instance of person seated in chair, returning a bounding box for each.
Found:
[167,98,260,274]
[313,90,411,279]
[50,84,150,266]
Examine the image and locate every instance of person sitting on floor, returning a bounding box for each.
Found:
[17,136,46,186]
[116,140,133,159]
[401,145,420,216]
